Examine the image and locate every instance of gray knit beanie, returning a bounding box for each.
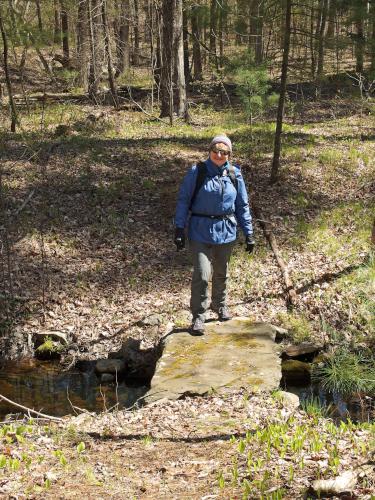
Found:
[209,134,232,152]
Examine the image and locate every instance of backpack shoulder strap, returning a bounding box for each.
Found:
[228,163,238,192]
[190,161,207,209]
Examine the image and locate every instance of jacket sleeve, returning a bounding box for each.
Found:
[174,165,198,229]
[234,167,253,236]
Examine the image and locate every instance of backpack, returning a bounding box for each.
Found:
[189,161,238,209]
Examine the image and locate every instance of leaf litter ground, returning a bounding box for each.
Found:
[0,99,374,498]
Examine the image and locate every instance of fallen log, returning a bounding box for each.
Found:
[12,92,87,104]
[251,200,297,307]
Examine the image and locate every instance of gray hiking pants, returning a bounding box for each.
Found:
[190,240,235,321]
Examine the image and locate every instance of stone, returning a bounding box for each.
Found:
[44,471,59,483]
[277,391,300,409]
[95,359,126,374]
[310,470,358,495]
[70,413,95,427]
[139,313,163,327]
[145,318,281,403]
[269,324,289,340]
[100,373,115,383]
[34,331,69,347]
[282,360,311,384]
[283,342,323,358]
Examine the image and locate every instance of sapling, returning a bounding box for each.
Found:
[328,455,340,475]
[9,458,20,471]
[241,478,252,497]
[218,471,225,489]
[76,441,86,454]
[235,68,269,127]
[288,464,294,482]
[238,439,246,453]
[53,449,67,467]
[267,489,285,500]
[231,462,238,483]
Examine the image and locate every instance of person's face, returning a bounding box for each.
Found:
[209,142,231,167]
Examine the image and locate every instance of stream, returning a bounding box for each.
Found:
[0,359,148,419]
[0,358,373,422]
[281,363,374,423]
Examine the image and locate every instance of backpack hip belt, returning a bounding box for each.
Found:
[191,212,235,220]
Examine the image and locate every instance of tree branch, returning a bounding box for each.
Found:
[0,393,63,422]
[252,201,297,307]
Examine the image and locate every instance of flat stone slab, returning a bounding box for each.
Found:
[145,318,282,403]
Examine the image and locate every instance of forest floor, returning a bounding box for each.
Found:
[0,80,374,498]
[0,92,373,360]
[0,390,374,498]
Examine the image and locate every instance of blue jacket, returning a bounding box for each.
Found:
[175,158,253,244]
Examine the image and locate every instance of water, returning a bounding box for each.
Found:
[281,369,375,423]
[1,359,373,422]
[0,359,148,419]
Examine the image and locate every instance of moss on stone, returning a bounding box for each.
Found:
[148,319,281,400]
[282,360,311,374]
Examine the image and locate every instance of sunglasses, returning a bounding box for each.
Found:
[211,148,230,156]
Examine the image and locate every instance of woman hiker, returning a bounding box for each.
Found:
[174,134,254,336]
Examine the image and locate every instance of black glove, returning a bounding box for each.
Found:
[174,228,185,250]
[245,235,255,254]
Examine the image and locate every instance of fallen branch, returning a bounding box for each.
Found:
[252,201,297,307]
[0,393,63,422]
[12,189,35,217]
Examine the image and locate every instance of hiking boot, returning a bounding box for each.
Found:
[216,306,232,321]
[190,317,205,336]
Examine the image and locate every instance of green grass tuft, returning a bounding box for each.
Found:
[312,347,375,395]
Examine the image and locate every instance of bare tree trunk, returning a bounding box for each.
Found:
[310,3,316,78]
[0,8,19,132]
[236,0,247,45]
[54,0,61,43]
[88,0,100,99]
[219,0,224,61]
[326,0,336,39]
[317,0,329,81]
[371,1,375,72]
[354,0,366,73]
[118,0,130,73]
[60,0,70,62]
[250,0,264,64]
[191,5,203,80]
[102,0,119,107]
[77,0,89,89]
[174,0,187,118]
[183,7,190,86]
[154,2,162,87]
[160,0,173,120]
[133,0,140,65]
[160,0,187,121]
[35,0,43,32]
[270,0,292,184]
[209,0,218,68]
[312,0,325,79]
